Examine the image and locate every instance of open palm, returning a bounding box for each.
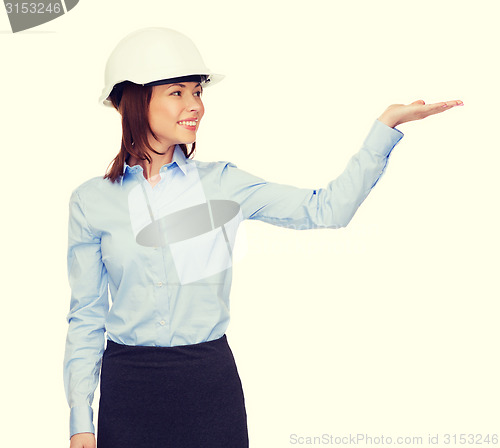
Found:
[379,99,464,128]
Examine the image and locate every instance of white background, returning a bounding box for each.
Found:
[1,1,499,446]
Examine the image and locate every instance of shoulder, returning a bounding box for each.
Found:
[189,158,238,175]
[189,158,237,169]
[69,175,117,202]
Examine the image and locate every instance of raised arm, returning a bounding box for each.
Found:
[63,189,109,443]
[219,118,403,229]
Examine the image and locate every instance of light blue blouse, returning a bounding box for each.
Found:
[63,118,404,438]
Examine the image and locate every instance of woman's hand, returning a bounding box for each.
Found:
[69,432,96,448]
[378,99,464,128]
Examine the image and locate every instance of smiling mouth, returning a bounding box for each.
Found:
[178,120,198,127]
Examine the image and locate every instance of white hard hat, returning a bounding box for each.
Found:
[99,27,224,107]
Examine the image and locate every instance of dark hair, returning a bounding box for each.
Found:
[103,81,196,184]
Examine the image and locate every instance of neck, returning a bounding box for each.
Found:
[129,140,177,181]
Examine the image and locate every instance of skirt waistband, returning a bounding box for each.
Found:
[104,334,230,364]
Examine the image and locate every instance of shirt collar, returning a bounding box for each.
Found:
[120,144,188,185]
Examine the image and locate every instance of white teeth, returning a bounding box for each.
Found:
[178,121,197,126]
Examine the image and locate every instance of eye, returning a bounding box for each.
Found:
[170,91,182,96]
[194,90,203,97]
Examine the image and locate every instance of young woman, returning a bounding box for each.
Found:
[64,27,463,448]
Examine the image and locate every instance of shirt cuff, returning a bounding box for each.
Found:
[364,119,404,157]
[69,405,95,439]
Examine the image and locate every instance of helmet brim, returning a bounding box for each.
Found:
[99,73,225,107]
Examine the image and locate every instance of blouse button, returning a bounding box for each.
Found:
[155,281,163,287]
[159,320,166,326]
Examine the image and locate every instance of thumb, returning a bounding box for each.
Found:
[411,99,426,105]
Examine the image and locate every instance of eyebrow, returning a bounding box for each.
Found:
[167,83,202,89]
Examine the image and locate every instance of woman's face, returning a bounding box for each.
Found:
[147,81,205,150]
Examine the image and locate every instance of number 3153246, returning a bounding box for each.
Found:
[5,2,62,14]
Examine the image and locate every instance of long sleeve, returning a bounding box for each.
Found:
[63,189,109,439]
[220,119,404,229]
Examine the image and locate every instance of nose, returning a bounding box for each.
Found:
[185,94,203,113]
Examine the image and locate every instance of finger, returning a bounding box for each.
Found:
[411,100,425,105]
[418,100,463,118]
[433,100,464,108]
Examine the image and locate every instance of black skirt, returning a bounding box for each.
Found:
[96,334,249,448]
